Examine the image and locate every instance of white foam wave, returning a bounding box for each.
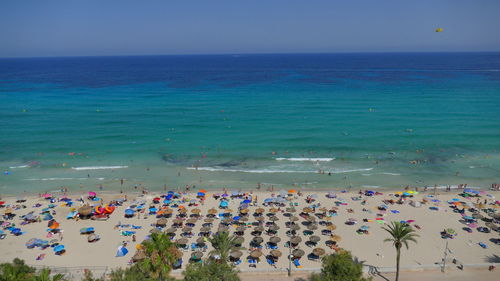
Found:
[362,172,401,176]
[275,157,335,162]
[362,185,380,188]
[71,166,128,171]
[187,167,372,174]
[9,165,29,169]
[25,177,105,181]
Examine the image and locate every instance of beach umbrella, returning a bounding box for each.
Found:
[312,248,326,257]
[230,250,243,259]
[54,245,65,253]
[208,208,218,215]
[307,224,318,231]
[182,227,192,233]
[166,227,177,233]
[124,209,135,216]
[191,251,203,259]
[204,218,214,223]
[270,249,282,258]
[254,226,264,232]
[472,213,484,219]
[290,236,302,244]
[269,208,279,213]
[269,236,281,244]
[302,207,313,213]
[88,191,97,197]
[255,208,265,214]
[292,249,305,258]
[290,224,300,231]
[309,235,320,243]
[256,217,265,222]
[250,250,263,258]
[176,238,189,245]
[88,234,98,242]
[132,251,146,262]
[326,224,337,231]
[286,207,296,213]
[150,228,161,234]
[269,216,279,222]
[186,218,197,224]
[26,238,37,248]
[289,216,299,222]
[445,228,457,235]
[200,227,211,232]
[234,236,245,245]
[191,208,201,214]
[48,220,60,229]
[307,216,317,222]
[330,235,342,242]
[78,205,93,216]
[156,218,168,227]
[252,236,264,244]
[269,225,280,231]
[235,226,246,232]
[80,227,94,234]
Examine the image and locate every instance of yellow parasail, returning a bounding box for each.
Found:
[435,28,443,32]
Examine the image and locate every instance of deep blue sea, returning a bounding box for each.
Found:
[0,53,499,194]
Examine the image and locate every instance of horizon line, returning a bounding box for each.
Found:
[1,50,500,60]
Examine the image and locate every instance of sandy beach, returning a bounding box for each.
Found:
[1,187,498,279]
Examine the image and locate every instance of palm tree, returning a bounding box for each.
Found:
[383,221,419,281]
[140,232,182,280]
[30,268,67,281]
[208,231,239,264]
[0,258,36,281]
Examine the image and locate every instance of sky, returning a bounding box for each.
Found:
[1,0,499,57]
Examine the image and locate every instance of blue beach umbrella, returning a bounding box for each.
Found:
[66,211,77,219]
[125,209,135,216]
[116,246,128,257]
[197,192,205,197]
[242,199,251,204]
[219,201,228,208]
[54,245,65,252]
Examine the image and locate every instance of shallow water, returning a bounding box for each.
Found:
[1,53,499,194]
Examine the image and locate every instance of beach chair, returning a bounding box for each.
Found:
[267,258,276,267]
[248,258,257,268]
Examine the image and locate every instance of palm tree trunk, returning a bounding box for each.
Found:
[395,248,401,281]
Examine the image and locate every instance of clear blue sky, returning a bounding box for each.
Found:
[1,0,499,57]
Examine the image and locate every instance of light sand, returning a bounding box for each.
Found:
[0,189,498,276]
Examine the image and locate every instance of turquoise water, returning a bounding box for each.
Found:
[0,53,499,194]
